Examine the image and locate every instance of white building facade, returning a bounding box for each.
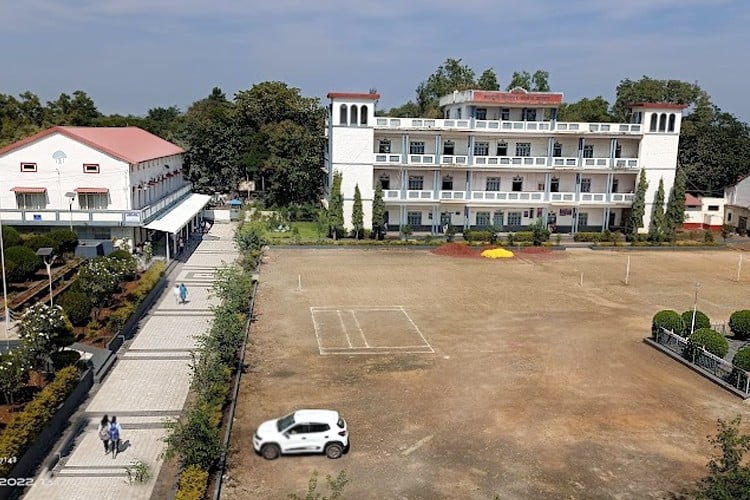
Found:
[325,89,684,234]
[0,126,209,254]
[724,176,750,234]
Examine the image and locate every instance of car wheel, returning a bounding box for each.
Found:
[325,443,343,459]
[261,444,280,460]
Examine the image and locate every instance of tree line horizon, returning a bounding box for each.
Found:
[1,58,749,205]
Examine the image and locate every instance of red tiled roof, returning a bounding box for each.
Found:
[74,187,109,194]
[471,89,563,106]
[628,102,689,110]
[0,126,184,164]
[10,187,46,193]
[685,193,701,205]
[327,92,380,100]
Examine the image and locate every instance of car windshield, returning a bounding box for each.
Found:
[276,412,296,432]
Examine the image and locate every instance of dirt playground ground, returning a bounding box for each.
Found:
[223,246,750,500]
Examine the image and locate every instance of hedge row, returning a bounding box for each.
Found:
[170,221,264,497]
[0,366,80,476]
[175,465,209,500]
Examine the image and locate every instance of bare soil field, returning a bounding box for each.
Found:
[223,246,750,500]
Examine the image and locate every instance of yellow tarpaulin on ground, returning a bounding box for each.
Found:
[481,248,515,259]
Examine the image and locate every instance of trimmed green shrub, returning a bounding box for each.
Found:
[22,234,56,253]
[680,310,711,335]
[463,230,492,243]
[58,291,93,326]
[108,249,133,261]
[688,328,729,358]
[574,232,604,242]
[732,347,750,371]
[4,246,42,282]
[129,261,165,304]
[175,465,209,500]
[1,226,21,248]
[107,301,136,333]
[729,310,750,340]
[512,231,535,243]
[48,229,78,254]
[0,365,80,476]
[652,310,685,337]
[50,350,82,371]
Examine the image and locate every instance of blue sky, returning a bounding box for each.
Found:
[3,0,749,123]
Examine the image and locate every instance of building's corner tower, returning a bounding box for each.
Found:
[325,92,379,232]
[630,103,687,233]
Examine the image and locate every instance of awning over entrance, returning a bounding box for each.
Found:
[143,193,211,234]
[75,187,109,194]
[10,187,47,193]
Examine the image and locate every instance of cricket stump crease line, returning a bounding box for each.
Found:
[349,310,369,347]
[310,306,403,312]
[399,305,435,353]
[337,309,353,348]
[310,308,324,355]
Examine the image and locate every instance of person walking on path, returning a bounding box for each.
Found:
[179,283,188,304]
[108,416,122,459]
[98,415,110,454]
[173,284,181,304]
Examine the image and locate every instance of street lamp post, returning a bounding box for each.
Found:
[690,281,701,336]
[36,248,55,307]
[65,192,76,233]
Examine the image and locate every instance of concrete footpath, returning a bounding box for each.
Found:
[24,222,238,500]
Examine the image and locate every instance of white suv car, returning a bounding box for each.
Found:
[253,409,349,460]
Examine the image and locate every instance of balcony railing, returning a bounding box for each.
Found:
[381,189,635,204]
[613,158,639,169]
[0,185,193,227]
[374,117,643,134]
[408,154,436,165]
[374,154,401,164]
[440,155,469,165]
[474,156,547,167]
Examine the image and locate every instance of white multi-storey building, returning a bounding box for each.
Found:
[0,126,210,256]
[325,89,685,234]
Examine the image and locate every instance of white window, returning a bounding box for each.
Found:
[407,211,422,226]
[410,141,425,154]
[20,162,37,172]
[476,211,490,226]
[497,142,508,156]
[515,143,531,157]
[83,163,100,173]
[512,176,523,192]
[583,145,594,158]
[79,193,109,210]
[707,205,720,211]
[378,174,390,190]
[486,177,501,191]
[553,142,562,157]
[476,108,487,120]
[577,212,589,227]
[500,108,510,120]
[408,176,424,190]
[580,178,591,193]
[16,192,46,209]
[378,140,391,154]
[474,142,489,156]
[443,140,455,155]
[507,212,522,225]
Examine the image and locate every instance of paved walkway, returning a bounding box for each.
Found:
[24,223,238,500]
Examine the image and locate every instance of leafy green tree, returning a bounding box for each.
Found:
[557,97,613,122]
[529,218,550,246]
[506,71,531,90]
[665,166,687,240]
[163,404,224,470]
[627,170,649,240]
[686,416,750,498]
[234,81,325,206]
[611,76,704,122]
[648,178,666,243]
[46,90,101,125]
[4,246,42,282]
[18,303,74,372]
[328,171,344,240]
[679,100,750,196]
[142,105,182,140]
[380,101,420,117]
[416,58,476,117]
[351,184,363,239]
[506,70,550,92]
[180,87,241,194]
[477,69,500,91]
[0,349,30,404]
[315,210,329,242]
[371,181,386,240]
[1,226,21,248]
